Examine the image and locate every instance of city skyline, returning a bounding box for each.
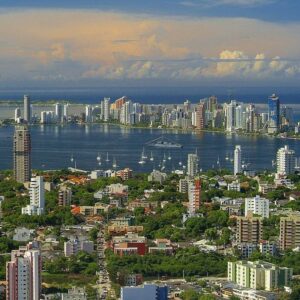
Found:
[0,1,300,89]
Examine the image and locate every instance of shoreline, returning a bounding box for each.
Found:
[2,121,300,141]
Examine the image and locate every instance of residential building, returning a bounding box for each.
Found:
[236,214,263,244]
[58,185,72,206]
[148,170,167,184]
[245,196,270,218]
[121,284,168,300]
[13,125,31,183]
[64,239,94,257]
[187,153,198,177]
[14,107,21,122]
[279,215,300,250]
[188,178,201,215]
[23,94,31,124]
[268,94,280,134]
[6,242,41,300]
[55,103,64,123]
[277,145,295,175]
[234,145,242,175]
[61,287,87,300]
[228,260,292,291]
[22,176,45,215]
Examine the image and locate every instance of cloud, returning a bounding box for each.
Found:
[0,9,300,85]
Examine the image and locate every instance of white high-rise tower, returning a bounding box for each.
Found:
[234,145,242,175]
[277,145,295,175]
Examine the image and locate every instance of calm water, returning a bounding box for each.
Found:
[0,124,299,173]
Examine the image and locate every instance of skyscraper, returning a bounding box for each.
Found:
[85,105,93,123]
[268,93,280,134]
[187,153,198,178]
[276,145,295,175]
[22,176,45,215]
[188,178,201,215]
[55,103,64,123]
[6,242,41,300]
[195,102,205,130]
[13,126,31,183]
[234,145,242,175]
[23,95,31,124]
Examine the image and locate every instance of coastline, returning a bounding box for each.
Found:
[2,121,300,141]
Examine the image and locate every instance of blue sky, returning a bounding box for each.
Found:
[0,0,300,89]
[2,0,300,22]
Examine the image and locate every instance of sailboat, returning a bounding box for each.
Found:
[149,151,154,161]
[105,152,110,162]
[168,152,172,160]
[97,153,101,162]
[112,157,117,168]
[162,153,166,163]
[142,147,148,160]
[225,152,229,161]
[138,150,146,165]
[70,154,74,163]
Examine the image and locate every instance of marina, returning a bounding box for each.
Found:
[0,124,299,173]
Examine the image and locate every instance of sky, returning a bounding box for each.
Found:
[1,0,300,90]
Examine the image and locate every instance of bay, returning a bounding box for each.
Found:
[0,124,299,173]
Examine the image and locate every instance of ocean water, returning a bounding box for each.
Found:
[0,124,299,173]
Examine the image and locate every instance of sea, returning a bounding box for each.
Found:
[0,87,299,173]
[0,124,299,173]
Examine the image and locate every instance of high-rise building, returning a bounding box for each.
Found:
[13,126,31,183]
[225,100,237,132]
[279,215,300,251]
[23,95,31,124]
[245,195,269,218]
[55,103,64,123]
[63,104,69,120]
[234,145,242,175]
[22,176,45,215]
[277,145,295,175]
[103,97,111,122]
[188,178,201,215]
[85,105,93,123]
[207,96,217,112]
[187,153,198,178]
[58,186,72,206]
[228,260,292,291]
[6,242,42,300]
[121,284,168,300]
[236,214,263,244]
[268,94,280,134]
[195,102,205,130]
[14,108,21,123]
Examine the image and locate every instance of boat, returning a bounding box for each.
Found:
[97,153,101,162]
[70,154,74,163]
[142,147,148,160]
[168,152,172,160]
[138,149,146,164]
[105,152,110,162]
[162,153,166,163]
[112,157,117,168]
[150,151,154,161]
[145,136,182,149]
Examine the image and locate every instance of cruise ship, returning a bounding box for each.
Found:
[146,136,183,149]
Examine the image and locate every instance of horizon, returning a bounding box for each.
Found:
[0,1,300,90]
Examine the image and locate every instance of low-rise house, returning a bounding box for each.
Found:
[148,239,174,255]
[13,227,35,242]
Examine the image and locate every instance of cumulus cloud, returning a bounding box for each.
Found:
[0,9,299,84]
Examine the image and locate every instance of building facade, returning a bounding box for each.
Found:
[228,260,292,291]
[13,125,31,183]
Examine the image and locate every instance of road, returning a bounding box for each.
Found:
[96,224,116,300]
